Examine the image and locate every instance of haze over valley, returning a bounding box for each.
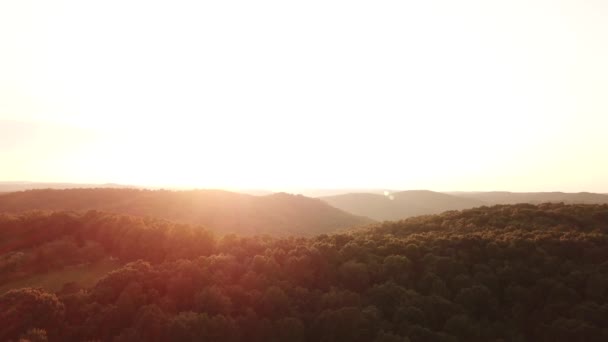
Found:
[4,183,608,223]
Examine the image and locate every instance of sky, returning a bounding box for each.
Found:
[1,0,607,192]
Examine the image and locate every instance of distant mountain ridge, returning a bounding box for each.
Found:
[321,190,608,221]
[0,188,374,236]
[321,190,485,221]
[2,183,607,225]
[0,181,133,192]
[449,191,608,205]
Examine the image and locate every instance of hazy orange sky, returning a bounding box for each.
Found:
[1,0,607,192]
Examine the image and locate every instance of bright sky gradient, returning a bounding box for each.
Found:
[1,0,607,191]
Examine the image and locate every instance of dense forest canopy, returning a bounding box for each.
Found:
[0,189,373,236]
[1,203,607,341]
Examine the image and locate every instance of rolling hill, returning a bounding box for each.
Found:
[1,203,607,341]
[321,190,485,221]
[321,190,608,221]
[449,191,608,205]
[0,188,374,236]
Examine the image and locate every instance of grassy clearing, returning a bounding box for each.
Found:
[0,258,120,294]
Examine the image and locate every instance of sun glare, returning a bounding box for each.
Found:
[1,0,607,191]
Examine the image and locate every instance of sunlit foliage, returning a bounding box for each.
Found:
[1,203,607,341]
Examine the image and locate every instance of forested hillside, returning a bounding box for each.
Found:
[0,189,373,236]
[2,203,607,341]
[321,190,484,221]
